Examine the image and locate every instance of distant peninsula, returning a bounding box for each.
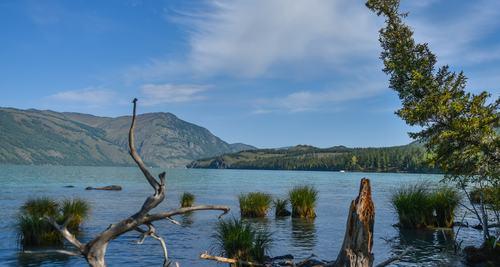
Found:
[187,143,439,173]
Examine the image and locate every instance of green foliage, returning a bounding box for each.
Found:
[391,182,435,229]
[366,0,499,186]
[61,198,90,231]
[289,185,318,219]
[189,143,438,173]
[470,187,500,205]
[21,197,59,218]
[239,192,272,218]
[180,192,195,208]
[213,218,272,264]
[432,186,461,228]
[17,197,90,248]
[273,198,291,217]
[392,183,460,228]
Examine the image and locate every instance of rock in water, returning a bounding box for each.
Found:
[85,185,122,191]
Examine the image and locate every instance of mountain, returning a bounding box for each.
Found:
[187,143,439,173]
[0,107,255,167]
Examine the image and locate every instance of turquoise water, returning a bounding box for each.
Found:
[0,165,482,266]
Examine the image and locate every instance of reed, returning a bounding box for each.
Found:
[17,197,90,248]
[273,198,291,217]
[238,192,272,218]
[431,186,460,228]
[180,192,195,208]
[391,182,434,229]
[61,198,90,231]
[213,218,272,264]
[289,185,318,219]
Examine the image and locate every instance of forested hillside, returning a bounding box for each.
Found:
[188,143,439,173]
[0,108,254,167]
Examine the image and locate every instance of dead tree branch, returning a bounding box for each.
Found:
[46,98,229,267]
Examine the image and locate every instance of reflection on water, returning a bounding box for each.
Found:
[388,228,461,266]
[291,218,316,250]
[181,213,194,227]
[16,251,71,267]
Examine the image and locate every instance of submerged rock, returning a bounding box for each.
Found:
[85,185,122,191]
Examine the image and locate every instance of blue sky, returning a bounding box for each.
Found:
[1,0,499,148]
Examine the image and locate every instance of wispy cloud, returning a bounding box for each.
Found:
[254,82,386,113]
[181,0,380,78]
[409,0,500,66]
[48,88,117,106]
[140,83,209,106]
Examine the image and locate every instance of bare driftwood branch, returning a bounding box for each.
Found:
[200,252,263,266]
[22,249,82,257]
[46,99,229,267]
[374,247,411,267]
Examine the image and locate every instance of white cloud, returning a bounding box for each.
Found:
[255,82,386,113]
[409,0,500,66]
[140,83,209,105]
[181,0,380,77]
[48,88,116,106]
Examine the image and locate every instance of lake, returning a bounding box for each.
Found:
[0,165,482,266]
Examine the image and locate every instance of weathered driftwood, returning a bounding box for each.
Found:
[201,178,375,267]
[46,99,230,267]
[333,178,375,267]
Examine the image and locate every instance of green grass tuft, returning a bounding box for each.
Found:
[60,198,90,231]
[289,185,318,219]
[392,182,461,229]
[273,198,291,217]
[391,182,434,229]
[432,186,460,228]
[239,192,272,218]
[213,218,272,263]
[17,197,90,248]
[180,192,195,208]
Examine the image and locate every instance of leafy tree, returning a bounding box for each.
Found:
[366,0,499,241]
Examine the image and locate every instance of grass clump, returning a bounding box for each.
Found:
[273,198,291,217]
[392,182,461,229]
[432,186,460,228]
[61,198,90,231]
[391,183,434,229]
[239,192,272,218]
[289,185,318,219]
[17,197,90,248]
[213,218,272,264]
[180,192,195,208]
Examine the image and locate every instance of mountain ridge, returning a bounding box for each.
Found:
[0,107,255,167]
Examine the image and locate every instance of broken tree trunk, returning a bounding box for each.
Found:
[46,98,230,267]
[333,178,375,267]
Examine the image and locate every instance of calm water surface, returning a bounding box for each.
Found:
[0,165,483,266]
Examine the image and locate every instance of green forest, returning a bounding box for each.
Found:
[188,143,439,173]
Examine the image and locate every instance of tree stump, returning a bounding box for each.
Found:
[334,178,375,267]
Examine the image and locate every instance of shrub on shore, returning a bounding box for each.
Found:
[239,192,272,218]
[289,185,318,219]
[180,192,195,208]
[213,218,272,264]
[392,182,461,229]
[17,197,90,248]
[470,187,500,206]
[432,186,460,228]
[274,198,291,217]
